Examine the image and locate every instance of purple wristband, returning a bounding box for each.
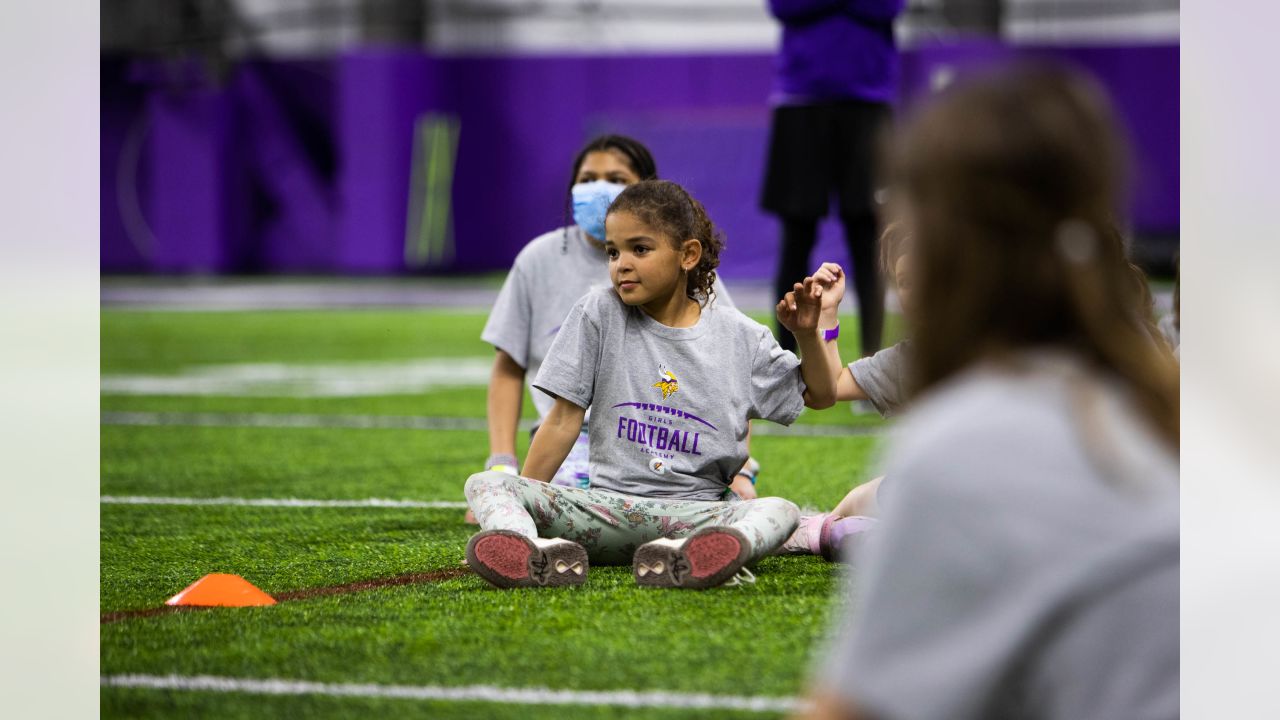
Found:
[822,323,840,342]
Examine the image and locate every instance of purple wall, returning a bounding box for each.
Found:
[101,43,1178,279]
[898,41,1180,233]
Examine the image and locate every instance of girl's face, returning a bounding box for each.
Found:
[603,211,700,307]
[575,149,641,186]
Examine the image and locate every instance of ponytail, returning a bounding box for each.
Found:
[1053,219,1180,447]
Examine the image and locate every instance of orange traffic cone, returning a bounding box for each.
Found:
[166,573,277,607]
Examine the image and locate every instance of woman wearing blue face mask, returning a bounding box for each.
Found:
[471,135,751,523]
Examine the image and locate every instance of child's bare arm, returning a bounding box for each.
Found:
[779,264,846,409]
[835,367,870,402]
[778,276,839,409]
[486,350,526,461]
[807,263,867,403]
[521,397,586,482]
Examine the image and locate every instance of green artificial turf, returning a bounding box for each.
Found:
[101,307,885,719]
[100,388,540,421]
[102,425,877,510]
[101,310,494,374]
[101,504,842,697]
[101,309,900,376]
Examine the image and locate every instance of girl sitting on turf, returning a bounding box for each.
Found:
[476,135,757,524]
[777,222,914,558]
[463,179,841,589]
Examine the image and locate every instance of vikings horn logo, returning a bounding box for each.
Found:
[652,366,679,400]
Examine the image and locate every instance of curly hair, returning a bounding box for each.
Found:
[606,179,726,305]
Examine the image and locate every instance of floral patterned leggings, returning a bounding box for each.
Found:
[464,471,800,566]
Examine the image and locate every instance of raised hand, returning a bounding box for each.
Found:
[776,276,825,334]
[775,289,800,334]
[814,258,844,303]
[810,262,845,323]
[776,277,823,333]
[792,276,824,331]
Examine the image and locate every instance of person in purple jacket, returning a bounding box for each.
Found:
[761,0,904,358]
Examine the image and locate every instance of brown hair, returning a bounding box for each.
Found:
[1126,260,1173,355]
[879,220,913,279]
[607,179,725,304]
[890,64,1179,447]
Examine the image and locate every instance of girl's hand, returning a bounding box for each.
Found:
[729,474,757,500]
[775,277,825,333]
[812,262,845,297]
[775,290,800,333]
[814,260,844,313]
[811,262,846,326]
[790,276,825,332]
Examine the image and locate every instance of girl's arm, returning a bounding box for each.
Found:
[835,367,870,402]
[521,396,587,482]
[729,426,759,500]
[485,350,526,466]
[805,263,869,403]
[780,277,840,409]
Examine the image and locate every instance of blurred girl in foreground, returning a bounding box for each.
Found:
[800,64,1179,720]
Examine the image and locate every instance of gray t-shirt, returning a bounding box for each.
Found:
[533,287,805,500]
[823,352,1179,720]
[849,340,910,418]
[482,226,733,422]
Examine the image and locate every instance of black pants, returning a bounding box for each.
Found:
[773,214,883,355]
[761,101,889,355]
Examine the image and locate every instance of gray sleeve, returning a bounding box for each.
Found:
[849,343,906,417]
[530,297,600,410]
[748,330,806,425]
[480,262,532,368]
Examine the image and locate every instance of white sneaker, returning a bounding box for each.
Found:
[466,531,588,589]
[633,527,752,589]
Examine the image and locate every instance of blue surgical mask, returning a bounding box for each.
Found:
[571,180,627,242]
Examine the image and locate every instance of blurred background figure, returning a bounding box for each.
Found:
[761,0,905,356]
[800,64,1179,720]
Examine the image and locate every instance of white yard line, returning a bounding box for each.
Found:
[100,495,468,509]
[101,411,505,432]
[100,358,493,397]
[101,410,883,436]
[100,674,805,714]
